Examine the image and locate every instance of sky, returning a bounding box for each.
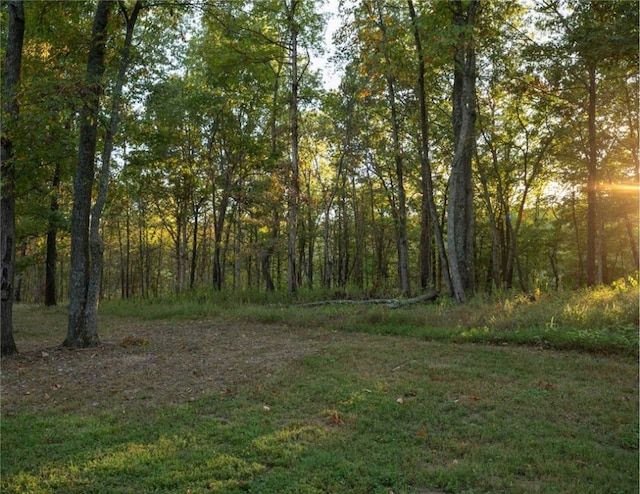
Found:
[315,0,343,90]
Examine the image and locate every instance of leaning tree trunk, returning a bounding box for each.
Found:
[85,0,143,334]
[408,0,453,296]
[64,0,111,348]
[447,0,479,303]
[1,0,24,357]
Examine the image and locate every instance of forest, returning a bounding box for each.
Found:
[1,0,638,354]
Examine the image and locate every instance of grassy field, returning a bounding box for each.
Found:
[1,285,638,493]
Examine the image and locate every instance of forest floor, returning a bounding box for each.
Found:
[2,305,337,416]
[2,300,638,493]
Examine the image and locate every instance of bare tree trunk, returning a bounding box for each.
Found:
[177,207,188,293]
[477,170,501,290]
[86,0,142,331]
[586,65,599,286]
[408,0,452,296]
[286,0,300,295]
[374,0,410,297]
[65,0,110,348]
[1,0,24,357]
[623,82,639,270]
[261,62,283,292]
[125,209,131,297]
[45,164,61,306]
[447,0,479,303]
[625,214,639,269]
[262,209,278,292]
[212,187,230,290]
[190,197,204,290]
[570,190,585,286]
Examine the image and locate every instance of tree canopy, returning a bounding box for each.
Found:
[1,0,638,351]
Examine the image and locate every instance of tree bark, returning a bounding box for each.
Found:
[408,0,453,297]
[45,163,61,306]
[190,197,203,290]
[296,290,438,309]
[447,0,479,303]
[585,64,598,286]
[85,0,143,332]
[374,0,410,297]
[1,0,24,357]
[212,173,232,291]
[64,0,111,348]
[262,62,283,292]
[287,0,300,295]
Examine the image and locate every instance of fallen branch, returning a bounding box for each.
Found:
[296,290,438,309]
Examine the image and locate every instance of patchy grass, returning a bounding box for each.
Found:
[100,283,639,355]
[2,292,638,494]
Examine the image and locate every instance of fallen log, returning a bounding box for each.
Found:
[296,290,438,309]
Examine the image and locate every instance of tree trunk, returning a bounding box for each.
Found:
[287,0,300,295]
[477,168,501,290]
[374,0,410,297]
[125,208,131,296]
[45,163,61,306]
[86,0,142,330]
[447,0,479,303]
[176,205,188,293]
[570,190,585,286]
[408,0,452,296]
[190,197,204,290]
[262,209,278,292]
[585,64,598,286]
[213,188,230,291]
[625,214,639,270]
[262,62,283,292]
[64,0,110,348]
[1,0,24,357]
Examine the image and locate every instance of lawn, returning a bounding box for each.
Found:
[1,287,638,493]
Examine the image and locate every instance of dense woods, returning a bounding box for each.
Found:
[1,0,638,352]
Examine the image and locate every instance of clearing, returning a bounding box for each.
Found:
[1,303,638,493]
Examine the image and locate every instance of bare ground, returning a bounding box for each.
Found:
[1,307,344,416]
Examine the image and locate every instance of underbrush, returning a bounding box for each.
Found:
[101,281,639,355]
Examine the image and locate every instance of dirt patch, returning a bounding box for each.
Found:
[1,318,340,416]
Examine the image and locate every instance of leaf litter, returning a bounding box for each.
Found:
[1,319,334,415]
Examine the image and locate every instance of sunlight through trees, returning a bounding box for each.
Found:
[1,0,637,350]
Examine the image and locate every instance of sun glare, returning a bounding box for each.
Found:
[599,183,640,194]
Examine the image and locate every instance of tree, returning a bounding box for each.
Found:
[1,0,25,357]
[336,0,416,297]
[13,1,91,308]
[9,0,638,305]
[86,0,143,333]
[535,0,639,286]
[371,0,411,297]
[447,0,480,302]
[286,0,301,294]
[407,0,453,296]
[45,162,62,306]
[475,2,555,291]
[64,0,111,348]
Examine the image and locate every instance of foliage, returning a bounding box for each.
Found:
[7,1,639,309]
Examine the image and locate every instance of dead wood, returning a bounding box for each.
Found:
[295,290,438,309]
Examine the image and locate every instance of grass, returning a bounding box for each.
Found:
[2,283,638,493]
[102,282,639,355]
